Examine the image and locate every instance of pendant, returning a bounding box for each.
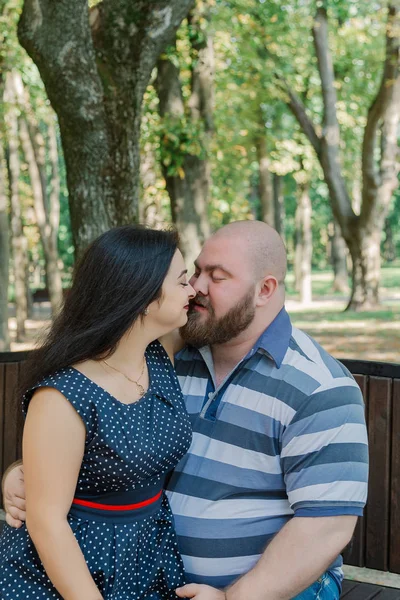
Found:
[136,383,145,397]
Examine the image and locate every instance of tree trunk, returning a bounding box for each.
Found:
[383,217,396,262]
[186,5,213,253]
[273,173,285,238]
[294,180,312,304]
[18,114,63,314]
[5,73,28,341]
[255,115,274,226]
[139,141,166,228]
[329,221,349,293]
[346,225,382,308]
[155,55,202,267]
[155,16,212,269]
[18,0,196,257]
[276,3,400,309]
[0,141,10,351]
[46,117,63,311]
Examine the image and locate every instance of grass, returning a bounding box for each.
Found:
[286,265,400,362]
[286,263,400,298]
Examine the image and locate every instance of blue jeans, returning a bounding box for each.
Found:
[292,572,340,600]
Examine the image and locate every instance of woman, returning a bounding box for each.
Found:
[0,225,195,599]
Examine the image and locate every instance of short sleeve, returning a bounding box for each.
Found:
[281,377,369,517]
[23,369,97,447]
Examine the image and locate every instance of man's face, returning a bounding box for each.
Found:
[180,236,257,346]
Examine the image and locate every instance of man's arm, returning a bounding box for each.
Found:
[175,515,356,600]
[227,377,367,600]
[2,461,26,528]
[225,515,356,600]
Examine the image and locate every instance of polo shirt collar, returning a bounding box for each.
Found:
[247,307,291,368]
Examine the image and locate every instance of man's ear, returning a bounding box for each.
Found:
[256,276,279,306]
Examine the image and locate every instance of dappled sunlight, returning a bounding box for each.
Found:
[291,318,400,332]
[300,333,400,363]
[8,303,51,352]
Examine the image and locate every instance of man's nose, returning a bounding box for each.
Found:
[189,273,207,296]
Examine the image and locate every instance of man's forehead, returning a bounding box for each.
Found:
[199,236,249,262]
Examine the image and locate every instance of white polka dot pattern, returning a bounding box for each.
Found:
[0,341,192,599]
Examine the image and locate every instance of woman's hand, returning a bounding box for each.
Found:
[176,584,226,599]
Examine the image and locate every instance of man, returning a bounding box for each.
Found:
[3,221,368,600]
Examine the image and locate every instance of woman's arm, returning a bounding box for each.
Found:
[23,387,103,600]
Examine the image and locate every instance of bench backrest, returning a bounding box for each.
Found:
[1,352,400,574]
[340,359,400,574]
[0,352,29,506]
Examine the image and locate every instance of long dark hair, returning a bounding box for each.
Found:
[19,225,179,396]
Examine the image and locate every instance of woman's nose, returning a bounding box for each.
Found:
[187,283,196,299]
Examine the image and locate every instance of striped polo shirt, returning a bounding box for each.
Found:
[166,308,369,589]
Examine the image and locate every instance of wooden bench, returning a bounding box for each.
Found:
[338,359,400,598]
[0,351,29,508]
[1,352,400,597]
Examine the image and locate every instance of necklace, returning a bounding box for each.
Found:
[102,358,146,397]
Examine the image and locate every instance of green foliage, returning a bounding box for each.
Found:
[159,116,207,176]
[1,0,74,290]
[2,0,398,297]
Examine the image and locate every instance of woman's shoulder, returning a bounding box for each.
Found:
[26,367,77,395]
[23,366,95,414]
[23,367,97,441]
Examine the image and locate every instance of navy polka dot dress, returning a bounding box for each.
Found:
[0,341,192,599]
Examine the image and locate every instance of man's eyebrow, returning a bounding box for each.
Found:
[177,269,188,279]
[194,262,233,277]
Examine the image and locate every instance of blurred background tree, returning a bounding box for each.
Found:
[0,0,399,352]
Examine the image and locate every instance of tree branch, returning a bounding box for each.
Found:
[361,2,400,216]
[312,7,339,137]
[274,73,322,158]
[312,5,355,223]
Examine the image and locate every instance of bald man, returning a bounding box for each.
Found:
[171,221,368,600]
[3,221,368,600]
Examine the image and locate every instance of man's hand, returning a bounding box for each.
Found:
[2,464,26,528]
[176,584,226,599]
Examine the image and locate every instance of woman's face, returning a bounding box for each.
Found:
[148,249,195,332]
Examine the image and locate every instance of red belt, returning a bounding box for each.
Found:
[72,489,162,512]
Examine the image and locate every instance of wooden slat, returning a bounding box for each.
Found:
[0,363,5,508]
[343,375,368,568]
[374,589,400,600]
[340,580,400,600]
[340,581,386,600]
[365,377,392,571]
[3,363,19,472]
[15,361,25,461]
[390,379,400,574]
[342,580,360,597]
[0,351,30,364]
[341,360,400,379]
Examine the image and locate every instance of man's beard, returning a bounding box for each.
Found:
[180,286,256,347]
